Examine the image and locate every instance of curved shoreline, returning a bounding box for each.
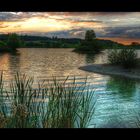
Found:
[79,64,140,80]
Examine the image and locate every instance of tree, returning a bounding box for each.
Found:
[74,30,101,53]
[7,33,22,50]
[131,42,140,46]
[0,41,6,47]
[0,40,11,52]
[85,30,96,41]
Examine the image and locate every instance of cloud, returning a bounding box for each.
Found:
[0,12,25,22]
[44,26,140,39]
[0,12,140,39]
[0,12,135,23]
[99,26,140,38]
[0,12,49,22]
[47,12,134,17]
[11,28,88,38]
[1,26,140,39]
[0,22,10,28]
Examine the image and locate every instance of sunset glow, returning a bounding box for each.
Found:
[0,12,140,40]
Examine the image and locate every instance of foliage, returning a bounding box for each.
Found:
[0,41,12,52]
[108,49,138,68]
[131,42,140,45]
[0,72,96,128]
[1,33,140,49]
[0,41,7,47]
[74,30,102,53]
[85,30,96,41]
[6,33,23,50]
[74,39,102,54]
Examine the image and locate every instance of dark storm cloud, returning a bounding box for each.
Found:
[45,26,140,38]
[0,12,133,22]
[100,26,140,38]
[71,19,103,23]
[0,12,49,22]
[0,12,104,24]
[49,16,103,23]
[4,26,140,39]
[47,12,133,16]
[16,28,89,38]
[45,28,88,38]
[1,12,140,39]
[0,12,25,21]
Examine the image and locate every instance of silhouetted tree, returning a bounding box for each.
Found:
[0,40,11,52]
[0,41,6,47]
[74,30,101,53]
[131,42,140,46]
[7,33,22,50]
[85,30,96,41]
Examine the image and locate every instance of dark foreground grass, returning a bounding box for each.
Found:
[0,72,96,128]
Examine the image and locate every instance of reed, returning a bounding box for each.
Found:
[0,72,96,128]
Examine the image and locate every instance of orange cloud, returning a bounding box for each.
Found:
[0,15,104,34]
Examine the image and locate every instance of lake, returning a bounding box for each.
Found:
[0,48,140,128]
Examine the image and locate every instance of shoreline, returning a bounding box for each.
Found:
[79,64,140,80]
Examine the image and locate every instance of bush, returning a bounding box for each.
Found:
[0,41,7,47]
[0,41,11,52]
[74,40,101,53]
[108,49,121,65]
[108,49,138,68]
[7,33,23,50]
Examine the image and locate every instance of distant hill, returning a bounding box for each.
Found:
[0,34,82,43]
[0,34,140,49]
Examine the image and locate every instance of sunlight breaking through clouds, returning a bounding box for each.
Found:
[0,12,140,38]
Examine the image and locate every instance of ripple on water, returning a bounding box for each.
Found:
[0,48,140,128]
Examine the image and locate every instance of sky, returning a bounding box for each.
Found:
[0,12,140,39]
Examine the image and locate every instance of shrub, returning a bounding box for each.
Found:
[7,33,23,50]
[0,41,11,52]
[0,41,7,47]
[74,30,102,53]
[108,49,121,65]
[74,40,101,53]
[108,49,138,68]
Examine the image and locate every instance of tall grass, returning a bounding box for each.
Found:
[0,72,96,128]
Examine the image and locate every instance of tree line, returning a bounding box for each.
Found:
[0,30,140,53]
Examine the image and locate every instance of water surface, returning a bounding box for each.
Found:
[0,48,140,128]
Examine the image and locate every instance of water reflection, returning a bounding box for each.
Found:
[8,51,21,75]
[85,53,95,64]
[0,48,140,127]
[0,51,21,80]
[0,53,9,70]
[106,76,136,99]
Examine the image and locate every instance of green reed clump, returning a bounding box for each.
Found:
[0,72,96,128]
[108,49,138,68]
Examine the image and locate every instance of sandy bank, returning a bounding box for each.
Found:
[79,64,140,80]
